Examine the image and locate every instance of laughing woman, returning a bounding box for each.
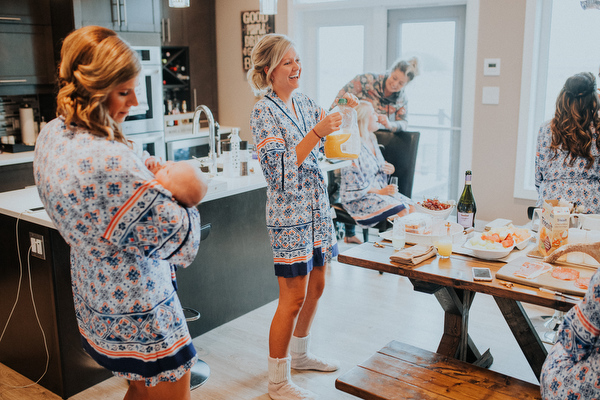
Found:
[247,33,357,400]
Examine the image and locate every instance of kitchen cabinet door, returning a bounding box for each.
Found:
[0,24,55,89]
[75,0,161,33]
[0,0,51,25]
[160,0,186,46]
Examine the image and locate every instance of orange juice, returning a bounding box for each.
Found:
[434,240,453,258]
[324,132,358,160]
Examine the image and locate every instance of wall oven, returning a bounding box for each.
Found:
[122,46,164,137]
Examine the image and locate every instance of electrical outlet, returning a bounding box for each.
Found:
[29,232,45,260]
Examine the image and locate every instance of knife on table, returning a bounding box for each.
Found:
[539,287,582,301]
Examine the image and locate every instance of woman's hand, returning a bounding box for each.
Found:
[377,114,391,130]
[342,93,359,108]
[382,162,395,175]
[313,112,342,138]
[377,184,397,196]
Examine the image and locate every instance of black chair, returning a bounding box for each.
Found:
[331,130,421,243]
[183,223,212,389]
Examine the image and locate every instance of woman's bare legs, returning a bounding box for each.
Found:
[123,371,191,400]
[293,263,327,338]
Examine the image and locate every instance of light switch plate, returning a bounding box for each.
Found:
[482,86,500,105]
[484,58,501,76]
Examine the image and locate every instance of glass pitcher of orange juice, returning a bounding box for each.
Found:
[324,98,360,160]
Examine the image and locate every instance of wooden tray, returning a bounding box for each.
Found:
[496,256,593,296]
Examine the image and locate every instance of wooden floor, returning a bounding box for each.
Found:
[0,239,554,400]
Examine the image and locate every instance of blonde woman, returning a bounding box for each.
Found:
[339,101,414,228]
[247,33,357,400]
[34,26,206,400]
[332,58,419,133]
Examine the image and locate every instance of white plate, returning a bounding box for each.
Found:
[380,220,464,245]
[463,233,514,260]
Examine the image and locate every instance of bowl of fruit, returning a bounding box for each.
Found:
[414,198,456,220]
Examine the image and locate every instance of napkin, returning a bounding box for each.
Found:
[390,245,436,266]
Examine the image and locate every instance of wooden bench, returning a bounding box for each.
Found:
[336,341,541,400]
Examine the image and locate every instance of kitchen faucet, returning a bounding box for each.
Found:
[192,105,217,174]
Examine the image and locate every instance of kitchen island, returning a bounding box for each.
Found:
[0,159,348,398]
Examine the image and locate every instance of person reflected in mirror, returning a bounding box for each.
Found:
[535,71,600,214]
[247,33,358,400]
[33,25,207,400]
[339,101,415,241]
[332,57,419,133]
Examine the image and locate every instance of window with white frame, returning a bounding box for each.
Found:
[514,0,600,201]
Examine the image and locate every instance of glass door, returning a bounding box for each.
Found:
[387,6,465,201]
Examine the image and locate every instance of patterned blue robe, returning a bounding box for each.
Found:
[535,121,600,213]
[250,89,338,277]
[33,118,202,386]
[541,267,600,399]
[340,134,411,227]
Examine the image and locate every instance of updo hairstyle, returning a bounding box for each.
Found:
[551,71,600,168]
[56,25,141,144]
[247,33,295,97]
[389,57,420,82]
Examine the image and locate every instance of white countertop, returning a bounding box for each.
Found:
[0,159,351,229]
[0,151,35,166]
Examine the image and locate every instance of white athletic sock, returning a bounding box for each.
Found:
[268,356,317,400]
[290,334,339,372]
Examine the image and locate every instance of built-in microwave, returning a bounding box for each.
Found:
[166,136,209,162]
[122,46,164,136]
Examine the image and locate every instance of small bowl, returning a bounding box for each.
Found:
[463,237,514,260]
[414,200,456,220]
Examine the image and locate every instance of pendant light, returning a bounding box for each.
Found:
[259,0,277,15]
[169,0,190,8]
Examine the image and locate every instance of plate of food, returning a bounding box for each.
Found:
[463,225,533,260]
[414,198,456,220]
[380,212,464,245]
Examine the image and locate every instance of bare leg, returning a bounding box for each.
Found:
[293,264,327,338]
[123,370,191,400]
[269,274,309,358]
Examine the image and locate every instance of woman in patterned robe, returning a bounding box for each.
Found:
[34,26,206,400]
[535,72,600,213]
[540,266,600,399]
[247,34,357,400]
[340,101,414,228]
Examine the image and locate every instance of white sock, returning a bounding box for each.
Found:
[268,356,317,400]
[290,334,339,372]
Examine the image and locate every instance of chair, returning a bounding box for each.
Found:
[182,223,212,389]
[331,130,420,243]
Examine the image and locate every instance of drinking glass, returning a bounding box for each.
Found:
[392,219,405,250]
[389,176,398,187]
[432,222,452,259]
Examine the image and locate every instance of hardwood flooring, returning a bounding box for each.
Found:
[0,239,553,400]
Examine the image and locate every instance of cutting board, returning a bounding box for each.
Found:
[496,256,595,296]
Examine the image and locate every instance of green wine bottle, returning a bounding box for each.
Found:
[457,170,476,228]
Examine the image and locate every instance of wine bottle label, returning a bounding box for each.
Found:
[457,212,474,228]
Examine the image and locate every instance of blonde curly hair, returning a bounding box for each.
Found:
[56,26,141,144]
[246,33,294,97]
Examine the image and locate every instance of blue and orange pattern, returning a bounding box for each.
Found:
[251,89,338,278]
[541,267,600,399]
[34,118,202,386]
[340,134,411,227]
[535,121,600,213]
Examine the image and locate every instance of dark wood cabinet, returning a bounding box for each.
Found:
[160,0,186,46]
[0,0,55,95]
[165,0,218,118]
[74,0,161,33]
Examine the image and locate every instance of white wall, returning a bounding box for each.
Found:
[215,0,289,142]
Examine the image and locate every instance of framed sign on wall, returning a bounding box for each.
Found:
[241,10,275,71]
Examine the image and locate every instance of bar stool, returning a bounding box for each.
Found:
[182,223,212,389]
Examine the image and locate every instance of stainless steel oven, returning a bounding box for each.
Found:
[129,131,166,161]
[122,46,163,136]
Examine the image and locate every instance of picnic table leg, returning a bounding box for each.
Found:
[494,296,547,380]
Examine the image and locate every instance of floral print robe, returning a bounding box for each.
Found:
[34,117,202,386]
[250,89,338,277]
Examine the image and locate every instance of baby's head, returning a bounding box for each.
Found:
[155,161,204,207]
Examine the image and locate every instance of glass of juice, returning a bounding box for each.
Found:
[392,219,405,250]
[432,222,453,259]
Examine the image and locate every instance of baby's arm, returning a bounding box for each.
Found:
[145,156,163,174]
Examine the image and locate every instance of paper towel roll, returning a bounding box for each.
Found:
[20,106,35,146]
